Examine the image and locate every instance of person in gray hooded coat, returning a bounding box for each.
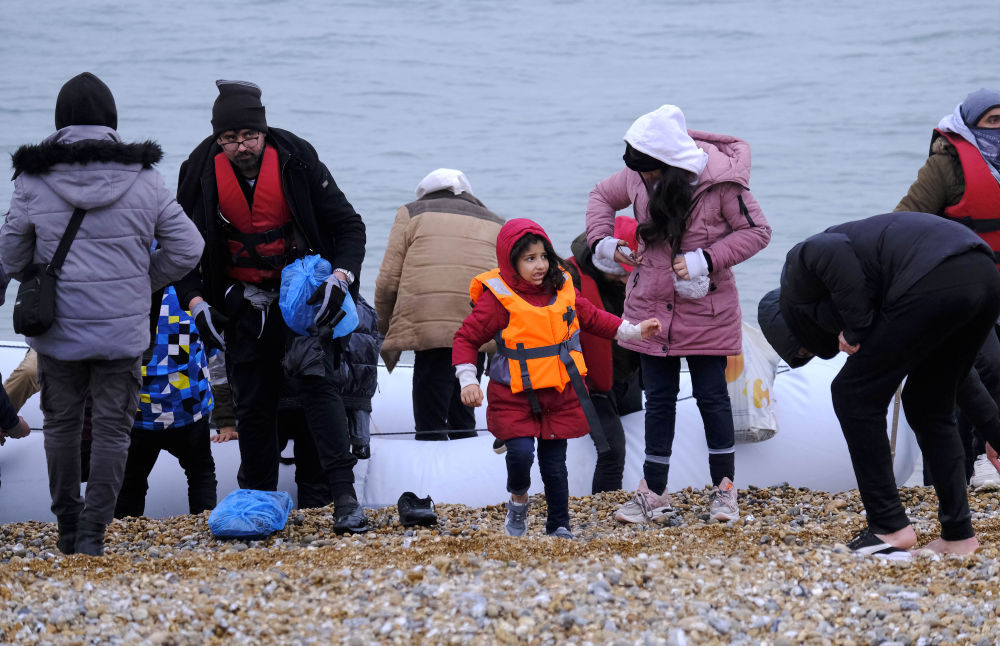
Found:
[0,72,204,556]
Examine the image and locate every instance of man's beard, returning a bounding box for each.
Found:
[233,149,264,176]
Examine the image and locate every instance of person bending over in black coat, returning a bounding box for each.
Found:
[758,211,1000,557]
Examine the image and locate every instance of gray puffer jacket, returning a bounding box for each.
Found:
[1,125,204,360]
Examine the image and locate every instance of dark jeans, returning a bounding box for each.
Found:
[590,371,644,494]
[37,354,141,525]
[640,354,735,495]
[505,436,569,533]
[227,300,357,500]
[831,252,1000,540]
[413,348,484,440]
[115,417,218,517]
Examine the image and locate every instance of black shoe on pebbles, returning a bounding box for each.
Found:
[333,497,370,534]
[397,491,437,527]
[846,529,911,559]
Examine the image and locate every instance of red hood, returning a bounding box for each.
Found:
[496,218,555,296]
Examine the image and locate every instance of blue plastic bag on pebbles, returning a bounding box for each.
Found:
[209,489,293,538]
[279,255,358,338]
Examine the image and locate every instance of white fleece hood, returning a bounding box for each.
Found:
[624,105,708,180]
[415,168,474,199]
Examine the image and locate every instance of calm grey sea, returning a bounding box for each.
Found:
[2,0,997,342]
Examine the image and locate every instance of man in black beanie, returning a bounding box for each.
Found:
[175,80,370,533]
[0,72,204,556]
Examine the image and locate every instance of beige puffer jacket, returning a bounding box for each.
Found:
[374,191,503,371]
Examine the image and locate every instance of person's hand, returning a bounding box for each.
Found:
[2,416,30,439]
[460,384,484,407]
[838,331,860,355]
[987,443,1000,477]
[211,426,238,443]
[307,274,348,327]
[639,318,661,339]
[672,255,689,280]
[191,301,229,352]
[613,243,638,268]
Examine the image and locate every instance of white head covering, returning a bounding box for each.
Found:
[415,168,474,199]
[624,105,709,180]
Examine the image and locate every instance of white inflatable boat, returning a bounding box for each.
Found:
[0,330,918,523]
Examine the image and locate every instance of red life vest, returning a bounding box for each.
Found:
[567,258,613,392]
[215,146,294,283]
[936,129,1000,266]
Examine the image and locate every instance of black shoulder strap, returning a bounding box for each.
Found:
[47,207,87,273]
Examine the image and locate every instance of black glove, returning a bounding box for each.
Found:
[191,300,229,352]
[306,275,348,328]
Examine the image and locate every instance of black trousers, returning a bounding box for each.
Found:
[413,348,484,440]
[830,252,1000,540]
[115,417,217,517]
[277,407,334,509]
[227,301,357,500]
[589,371,642,494]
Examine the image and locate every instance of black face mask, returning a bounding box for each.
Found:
[971,127,1000,171]
[623,143,662,172]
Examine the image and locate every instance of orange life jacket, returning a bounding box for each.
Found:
[215,145,294,283]
[470,268,587,394]
[936,129,1000,266]
[566,258,613,392]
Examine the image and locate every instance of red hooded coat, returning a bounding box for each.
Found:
[453,219,622,441]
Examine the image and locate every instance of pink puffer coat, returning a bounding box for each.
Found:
[586,130,771,356]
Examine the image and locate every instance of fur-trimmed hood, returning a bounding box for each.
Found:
[12,125,162,178]
[11,125,164,210]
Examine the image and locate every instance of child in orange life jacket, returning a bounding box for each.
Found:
[452,219,660,538]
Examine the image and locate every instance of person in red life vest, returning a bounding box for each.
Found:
[174,80,369,534]
[896,89,1000,489]
[452,219,660,539]
[587,105,771,526]
[564,215,643,494]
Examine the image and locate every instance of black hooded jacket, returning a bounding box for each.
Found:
[779,211,991,358]
[174,127,365,307]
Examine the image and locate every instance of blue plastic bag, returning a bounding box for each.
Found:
[208,489,293,538]
[279,254,359,338]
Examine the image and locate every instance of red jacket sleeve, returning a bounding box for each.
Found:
[453,290,509,365]
[575,289,622,339]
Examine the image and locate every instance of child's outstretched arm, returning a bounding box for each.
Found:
[616,317,661,342]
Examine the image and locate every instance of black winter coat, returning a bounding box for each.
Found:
[779,211,991,358]
[174,128,365,307]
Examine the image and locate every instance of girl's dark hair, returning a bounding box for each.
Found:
[636,164,696,256]
[510,233,566,290]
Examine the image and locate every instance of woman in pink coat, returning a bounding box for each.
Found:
[586,105,771,524]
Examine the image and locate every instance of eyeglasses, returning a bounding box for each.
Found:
[218,131,262,150]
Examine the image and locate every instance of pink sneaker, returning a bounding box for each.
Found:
[709,477,739,521]
[614,479,673,524]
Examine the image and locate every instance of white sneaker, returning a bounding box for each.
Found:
[709,477,739,521]
[614,479,673,524]
[970,454,1000,490]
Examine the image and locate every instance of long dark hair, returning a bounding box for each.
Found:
[636,164,696,257]
[509,233,566,290]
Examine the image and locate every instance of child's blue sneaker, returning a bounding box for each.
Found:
[505,499,529,536]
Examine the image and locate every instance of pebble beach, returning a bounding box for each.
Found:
[2,485,999,645]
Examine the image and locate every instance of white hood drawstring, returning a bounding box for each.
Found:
[624,105,708,183]
[415,168,474,199]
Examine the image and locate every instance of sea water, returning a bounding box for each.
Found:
[1,0,996,342]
